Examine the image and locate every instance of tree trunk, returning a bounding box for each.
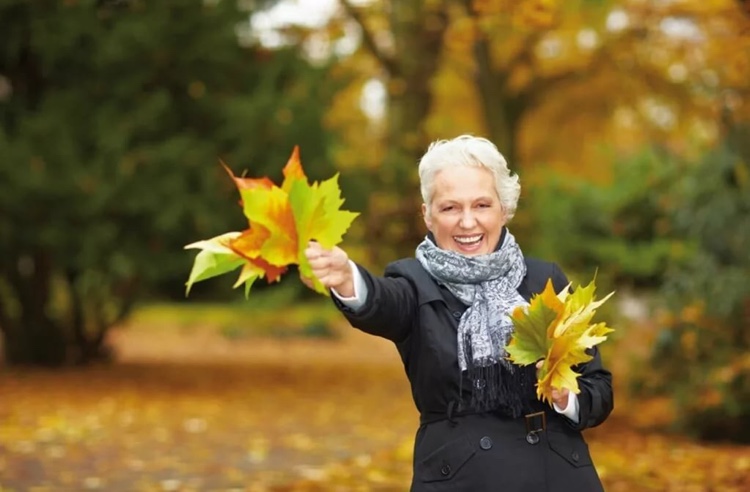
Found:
[0,250,133,367]
[471,34,518,164]
[463,0,535,168]
[365,0,450,265]
[2,319,68,367]
[1,250,67,366]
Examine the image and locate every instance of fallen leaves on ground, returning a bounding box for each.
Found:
[1,322,749,492]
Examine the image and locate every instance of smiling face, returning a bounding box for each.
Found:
[422,165,507,256]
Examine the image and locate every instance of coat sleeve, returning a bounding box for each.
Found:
[331,262,417,343]
[551,263,614,430]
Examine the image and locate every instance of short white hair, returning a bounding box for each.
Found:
[418,135,521,220]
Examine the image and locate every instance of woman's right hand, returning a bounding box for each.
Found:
[303,241,355,297]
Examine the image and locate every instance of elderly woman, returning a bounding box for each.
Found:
[304,135,613,491]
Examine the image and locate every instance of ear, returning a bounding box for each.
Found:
[422,203,432,230]
[499,205,509,226]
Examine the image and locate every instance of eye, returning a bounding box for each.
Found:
[476,203,491,208]
[441,205,454,212]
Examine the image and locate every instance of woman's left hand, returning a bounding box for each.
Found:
[536,360,570,409]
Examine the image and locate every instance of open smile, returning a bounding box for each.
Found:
[453,234,484,252]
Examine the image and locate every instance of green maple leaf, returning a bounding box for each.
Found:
[184,232,245,295]
[505,295,559,366]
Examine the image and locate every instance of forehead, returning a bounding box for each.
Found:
[432,166,496,200]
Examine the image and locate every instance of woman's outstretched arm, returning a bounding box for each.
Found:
[305,242,417,343]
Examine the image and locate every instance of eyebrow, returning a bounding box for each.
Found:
[435,196,495,205]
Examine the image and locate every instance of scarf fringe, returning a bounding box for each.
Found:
[462,333,537,417]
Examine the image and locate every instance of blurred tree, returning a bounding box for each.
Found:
[335,0,574,263]
[334,0,451,263]
[324,0,750,264]
[641,116,750,442]
[522,147,682,289]
[0,0,337,366]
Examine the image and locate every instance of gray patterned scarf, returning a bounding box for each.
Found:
[416,228,532,413]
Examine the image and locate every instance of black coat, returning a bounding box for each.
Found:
[334,256,614,492]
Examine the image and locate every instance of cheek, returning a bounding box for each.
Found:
[431,217,455,236]
[480,210,505,229]
[497,214,508,229]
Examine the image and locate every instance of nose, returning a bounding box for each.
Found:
[459,210,477,229]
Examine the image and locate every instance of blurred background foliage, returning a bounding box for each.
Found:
[1,0,749,444]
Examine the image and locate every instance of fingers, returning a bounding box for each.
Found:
[304,241,324,261]
[550,387,570,408]
[306,246,337,272]
[305,242,330,274]
[299,273,315,290]
[303,241,350,290]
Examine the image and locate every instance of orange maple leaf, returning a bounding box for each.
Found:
[240,186,298,267]
[220,159,274,191]
[227,227,270,260]
[281,146,307,193]
[226,227,287,284]
[234,257,287,286]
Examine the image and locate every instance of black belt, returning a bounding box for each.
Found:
[419,402,549,432]
[419,400,483,426]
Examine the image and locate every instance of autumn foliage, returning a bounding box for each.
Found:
[507,278,614,404]
[185,148,359,296]
[2,320,749,491]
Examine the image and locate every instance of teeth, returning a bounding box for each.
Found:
[454,235,482,244]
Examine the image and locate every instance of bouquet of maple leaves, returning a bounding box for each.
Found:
[506,278,615,406]
[184,147,358,296]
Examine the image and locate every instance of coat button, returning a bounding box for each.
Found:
[526,432,540,445]
[452,310,462,319]
[571,451,580,462]
[479,436,493,450]
[440,464,451,476]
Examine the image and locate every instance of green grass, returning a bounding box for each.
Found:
[130,289,341,339]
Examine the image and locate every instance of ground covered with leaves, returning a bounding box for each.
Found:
[1,315,749,492]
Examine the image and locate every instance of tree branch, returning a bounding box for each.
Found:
[340,0,400,76]
[517,20,678,108]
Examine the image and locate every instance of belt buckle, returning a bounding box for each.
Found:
[524,411,546,434]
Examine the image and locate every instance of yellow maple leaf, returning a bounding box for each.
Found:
[288,175,359,294]
[220,159,274,192]
[506,278,615,405]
